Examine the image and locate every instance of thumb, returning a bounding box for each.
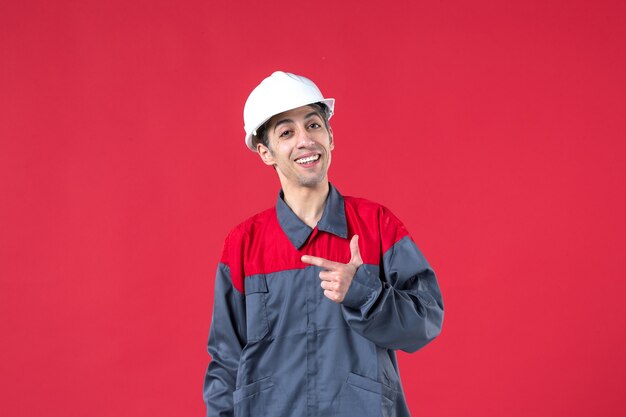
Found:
[349,235,363,266]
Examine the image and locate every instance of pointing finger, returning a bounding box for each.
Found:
[301,255,340,270]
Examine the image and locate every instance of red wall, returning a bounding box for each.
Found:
[2,1,625,416]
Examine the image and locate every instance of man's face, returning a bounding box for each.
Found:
[257,105,334,189]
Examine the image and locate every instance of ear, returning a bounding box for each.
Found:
[257,142,276,166]
[328,126,335,151]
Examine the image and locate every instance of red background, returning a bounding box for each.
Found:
[1,0,625,416]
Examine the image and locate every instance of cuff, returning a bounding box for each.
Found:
[342,265,382,309]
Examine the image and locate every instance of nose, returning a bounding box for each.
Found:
[296,127,315,148]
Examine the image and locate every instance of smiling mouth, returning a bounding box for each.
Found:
[295,154,321,164]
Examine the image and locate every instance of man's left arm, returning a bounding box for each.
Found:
[302,231,444,353]
[345,234,443,352]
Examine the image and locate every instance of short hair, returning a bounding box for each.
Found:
[253,102,331,150]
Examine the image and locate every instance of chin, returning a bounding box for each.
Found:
[297,175,327,188]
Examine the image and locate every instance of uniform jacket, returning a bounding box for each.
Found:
[203,184,444,417]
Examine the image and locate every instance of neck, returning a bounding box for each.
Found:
[281,180,330,228]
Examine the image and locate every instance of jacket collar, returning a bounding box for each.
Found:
[276,183,348,249]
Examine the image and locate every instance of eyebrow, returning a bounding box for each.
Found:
[273,118,294,132]
[272,111,322,133]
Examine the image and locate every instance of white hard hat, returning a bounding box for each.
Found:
[243,71,335,151]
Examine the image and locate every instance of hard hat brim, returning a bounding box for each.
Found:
[245,98,335,152]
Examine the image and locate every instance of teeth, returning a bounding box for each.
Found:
[295,154,320,164]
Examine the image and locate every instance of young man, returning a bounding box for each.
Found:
[203,71,444,417]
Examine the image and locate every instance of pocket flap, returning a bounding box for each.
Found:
[233,377,274,403]
[346,372,398,400]
[346,372,381,394]
[245,275,268,294]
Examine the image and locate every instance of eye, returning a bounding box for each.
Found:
[308,122,321,129]
[279,130,292,138]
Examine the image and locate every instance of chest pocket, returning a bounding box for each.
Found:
[244,275,270,342]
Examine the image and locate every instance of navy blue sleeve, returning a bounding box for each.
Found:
[341,236,444,353]
[203,263,246,417]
